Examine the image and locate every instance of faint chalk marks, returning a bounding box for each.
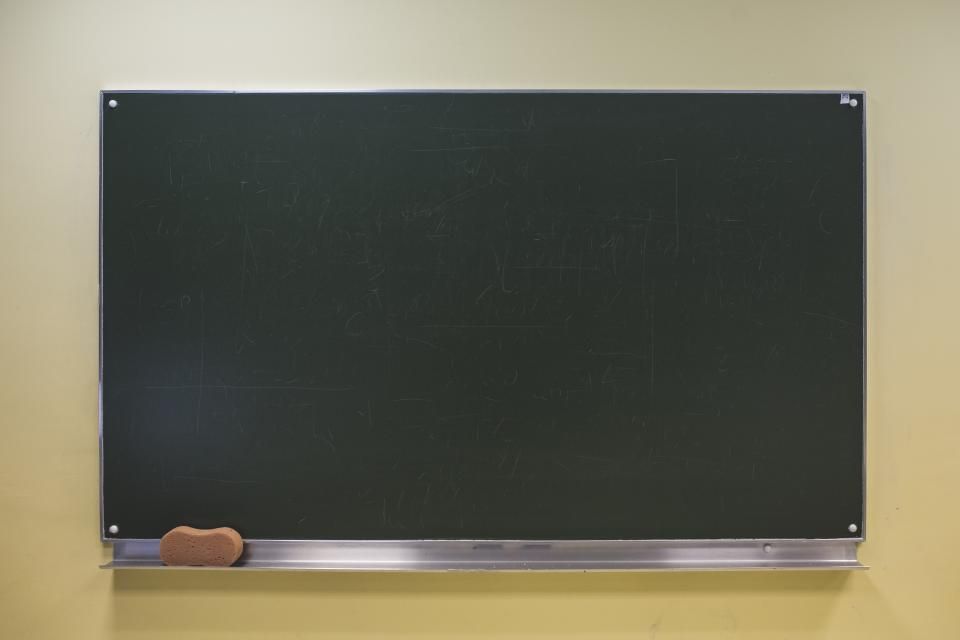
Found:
[430,126,529,133]
[240,223,259,301]
[714,272,725,308]
[510,451,522,478]
[278,266,302,280]
[474,284,494,306]
[674,161,680,258]
[423,324,557,330]
[148,384,355,392]
[578,249,584,296]
[459,154,487,179]
[344,311,364,336]
[648,283,656,394]
[603,287,624,313]
[493,246,514,293]
[807,174,824,202]
[601,234,619,276]
[572,454,617,465]
[418,182,493,217]
[440,95,455,124]
[423,483,432,506]
[756,236,774,272]
[802,311,855,327]
[314,426,337,453]
[601,364,614,385]
[582,349,638,357]
[195,289,205,436]
[817,208,833,235]
[512,265,600,271]
[521,107,536,131]
[412,145,506,152]
[638,158,678,167]
[438,413,480,423]
[638,158,680,258]
[173,475,257,485]
[601,365,641,385]
[405,337,443,351]
[234,329,256,355]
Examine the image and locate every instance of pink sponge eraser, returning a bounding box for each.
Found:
[159,526,244,567]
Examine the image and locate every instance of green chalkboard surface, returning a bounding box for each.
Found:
[101,92,864,541]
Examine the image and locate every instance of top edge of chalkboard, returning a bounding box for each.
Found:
[99,89,867,96]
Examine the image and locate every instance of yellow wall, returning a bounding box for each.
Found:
[2,0,959,637]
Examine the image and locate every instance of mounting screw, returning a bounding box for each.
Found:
[107,99,118,109]
[849,98,859,108]
[762,543,773,553]
[108,524,119,535]
[848,523,858,533]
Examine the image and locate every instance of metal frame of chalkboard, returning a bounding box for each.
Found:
[99,90,866,571]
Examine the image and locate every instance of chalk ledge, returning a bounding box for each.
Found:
[103,538,864,572]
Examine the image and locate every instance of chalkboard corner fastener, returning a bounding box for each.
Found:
[839,93,858,108]
[107,524,119,536]
[107,99,118,109]
[848,523,859,533]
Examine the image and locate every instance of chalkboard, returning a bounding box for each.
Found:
[101,92,864,541]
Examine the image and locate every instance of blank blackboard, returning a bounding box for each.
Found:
[101,92,864,541]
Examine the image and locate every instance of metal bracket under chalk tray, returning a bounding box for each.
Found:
[102,538,864,571]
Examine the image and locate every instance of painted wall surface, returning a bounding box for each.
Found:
[1,1,958,637]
